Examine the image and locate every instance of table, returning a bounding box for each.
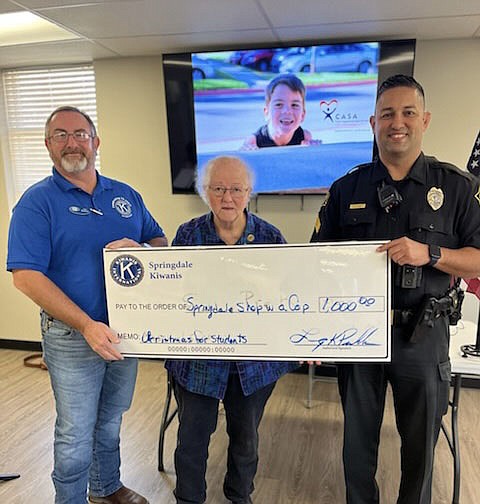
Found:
[445,320,480,504]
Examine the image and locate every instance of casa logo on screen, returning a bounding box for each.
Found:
[110,255,144,287]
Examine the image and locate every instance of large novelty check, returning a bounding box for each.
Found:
[103,242,391,361]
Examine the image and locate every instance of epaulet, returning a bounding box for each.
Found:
[332,162,373,184]
[347,162,373,175]
[328,163,373,184]
[425,156,475,181]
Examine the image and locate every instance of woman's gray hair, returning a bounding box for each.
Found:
[196,155,255,205]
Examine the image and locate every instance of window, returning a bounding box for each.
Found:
[0,64,100,209]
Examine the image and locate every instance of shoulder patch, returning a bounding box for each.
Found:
[475,187,480,206]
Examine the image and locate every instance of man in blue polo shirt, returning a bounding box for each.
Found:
[7,106,167,504]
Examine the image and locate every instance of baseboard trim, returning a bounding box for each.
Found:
[1,345,478,389]
[0,340,42,351]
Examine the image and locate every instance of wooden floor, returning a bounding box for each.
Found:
[1,350,479,504]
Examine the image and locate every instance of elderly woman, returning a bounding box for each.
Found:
[166,156,297,504]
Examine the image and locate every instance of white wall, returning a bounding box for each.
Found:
[1,38,479,341]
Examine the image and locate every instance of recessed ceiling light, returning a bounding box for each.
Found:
[0,11,79,47]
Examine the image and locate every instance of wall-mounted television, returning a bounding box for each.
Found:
[163,39,415,195]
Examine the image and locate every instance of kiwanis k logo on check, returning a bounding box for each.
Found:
[110,254,144,287]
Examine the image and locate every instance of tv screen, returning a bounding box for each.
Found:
[163,39,415,195]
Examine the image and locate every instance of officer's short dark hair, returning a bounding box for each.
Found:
[376,74,425,103]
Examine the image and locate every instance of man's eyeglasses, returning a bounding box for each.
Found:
[48,131,93,144]
[208,186,249,199]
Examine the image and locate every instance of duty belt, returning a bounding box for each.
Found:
[391,282,464,330]
[395,265,422,289]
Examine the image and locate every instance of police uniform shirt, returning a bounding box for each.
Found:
[311,153,480,310]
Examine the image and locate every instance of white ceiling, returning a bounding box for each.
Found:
[1,0,479,68]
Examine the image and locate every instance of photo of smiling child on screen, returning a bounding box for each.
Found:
[240,74,320,150]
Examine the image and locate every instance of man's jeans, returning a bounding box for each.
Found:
[41,312,138,504]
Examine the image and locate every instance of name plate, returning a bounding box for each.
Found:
[103,242,391,361]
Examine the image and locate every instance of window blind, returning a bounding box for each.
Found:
[1,64,100,207]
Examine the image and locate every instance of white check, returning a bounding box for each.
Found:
[103,242,391,361]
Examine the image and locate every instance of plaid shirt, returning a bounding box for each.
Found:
[165,211,298,399]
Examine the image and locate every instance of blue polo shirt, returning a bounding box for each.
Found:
[7,168,165,323]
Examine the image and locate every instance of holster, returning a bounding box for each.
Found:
[408,282,464,343]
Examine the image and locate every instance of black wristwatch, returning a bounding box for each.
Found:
[428,244,441,267]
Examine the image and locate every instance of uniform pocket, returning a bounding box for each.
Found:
[409,212,454,247]
[341,208,376,239]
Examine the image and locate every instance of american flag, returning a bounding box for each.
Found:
[465,129,480,298]
[467,130,480,177]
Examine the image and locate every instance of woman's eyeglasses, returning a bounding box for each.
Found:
[208,186,249,199]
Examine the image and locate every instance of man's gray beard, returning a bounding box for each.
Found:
[61,155,88,173]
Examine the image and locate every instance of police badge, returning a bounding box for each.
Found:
[427,187,444,211]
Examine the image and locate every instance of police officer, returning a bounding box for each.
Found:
[311,75,480,504]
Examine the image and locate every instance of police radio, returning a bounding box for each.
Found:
[377,181,403,213]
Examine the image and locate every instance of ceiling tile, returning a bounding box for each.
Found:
[259,0,480,26]
[0,0,478,68]
[0,39,117,68]
[30,0,269,39]
[0,11,78,46]
[274,16,480,43]
[13,0,128,7]
[0,0,25,14]
[97,29,280,55]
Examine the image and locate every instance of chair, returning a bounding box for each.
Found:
[158,372,178,472]
[306,363,319,408]
[157,372,229,472]
[306,363,336,408]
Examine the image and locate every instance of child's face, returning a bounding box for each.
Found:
[264,84,306,137]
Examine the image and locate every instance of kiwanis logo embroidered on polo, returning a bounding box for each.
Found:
[112,196,133,218]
